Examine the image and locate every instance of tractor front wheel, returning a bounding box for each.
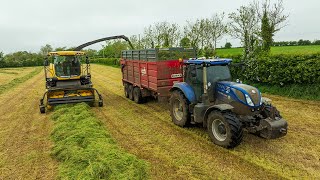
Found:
[169,90,190,127]
[207,111,243,148]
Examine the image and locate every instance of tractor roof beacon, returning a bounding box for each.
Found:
[169,58,288,148]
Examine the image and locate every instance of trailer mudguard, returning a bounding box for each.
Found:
[170,82,197,103]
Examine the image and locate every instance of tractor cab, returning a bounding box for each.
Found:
[183,59,232,102]
[46,51,88,79]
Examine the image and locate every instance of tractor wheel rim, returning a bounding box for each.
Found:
[173,99,183,121]
[212,119,227,141]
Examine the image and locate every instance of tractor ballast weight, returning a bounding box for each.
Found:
[169,59,288,148]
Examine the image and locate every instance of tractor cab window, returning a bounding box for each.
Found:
[53,55,81,77]
[196,65,231,84]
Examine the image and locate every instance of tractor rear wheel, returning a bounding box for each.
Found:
[128,84,134,100]
[133,87,143,104]
[207,111,243,148]
[124,83,129,98]
[169,90,190,127]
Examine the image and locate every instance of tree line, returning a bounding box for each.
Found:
[273,39,320,46]
[98,0,289,60]
[0,0,290,67]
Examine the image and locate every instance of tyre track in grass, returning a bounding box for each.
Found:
[0,70,57,179]
[90,65,283,179]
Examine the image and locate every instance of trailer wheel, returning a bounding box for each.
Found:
[128,84,134,100]
[133,87,143,104]
[207,111,243,148]
[124,83,129,98]
[169,90,190,127]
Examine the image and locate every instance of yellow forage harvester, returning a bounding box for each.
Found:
[39,50,103,113]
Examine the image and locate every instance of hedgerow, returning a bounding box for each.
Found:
[229,54,320,85]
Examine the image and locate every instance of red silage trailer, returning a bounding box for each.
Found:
[120,48,195,103]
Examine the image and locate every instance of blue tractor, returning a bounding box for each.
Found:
[169,59,288,148]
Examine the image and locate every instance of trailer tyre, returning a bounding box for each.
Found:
[128,84,134,100]
[169,90,190,127]
[124,83,129,98]
[133,87,143,104]
[207,111,243,148]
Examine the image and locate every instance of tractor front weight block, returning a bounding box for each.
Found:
[258,117,288,139]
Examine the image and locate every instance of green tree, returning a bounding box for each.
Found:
[180,37,191,47]
[0,51,4,60]
[224,42,232,49]
[255,0,289,53]
[229,4,259,60]
[39,44,53,56]
[260,10,273,52]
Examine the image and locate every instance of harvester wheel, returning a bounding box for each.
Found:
[133,87,143,104]
[207,111,243,148]
[124,83,129,98]
[99,101,103,107]
[40,106,46,114]
[128,85,134,100]
[169,90,190,127]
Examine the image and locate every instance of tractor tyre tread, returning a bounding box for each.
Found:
[169,90,190,127]
[207,111,243,148]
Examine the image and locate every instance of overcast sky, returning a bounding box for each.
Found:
[0,0,319,54]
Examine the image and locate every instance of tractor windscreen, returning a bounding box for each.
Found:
[53,55,81,77]
[196,65,231,83]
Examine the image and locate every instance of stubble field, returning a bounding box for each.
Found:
[0,64,319,179]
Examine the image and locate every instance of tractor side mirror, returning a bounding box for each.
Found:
[44,58,49,66]
[86,56,89,64]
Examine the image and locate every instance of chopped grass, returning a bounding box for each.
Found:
[50,103,149,179]
[0,67,42,95]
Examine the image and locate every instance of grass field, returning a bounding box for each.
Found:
[216,45,320,57]
[0,64,319,179]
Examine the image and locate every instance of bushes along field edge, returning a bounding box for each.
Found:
[50,103,149,179]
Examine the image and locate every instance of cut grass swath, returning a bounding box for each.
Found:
[50,103,149,179]
[0,67,42,95]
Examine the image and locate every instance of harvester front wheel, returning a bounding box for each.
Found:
[128,85,134,100]
[207,111,243,148]
[99,101,103,107]
[169,90,190,127]
[40,106,46,114]
[133,87,143,104]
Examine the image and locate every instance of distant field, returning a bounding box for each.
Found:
[216,45,320,57]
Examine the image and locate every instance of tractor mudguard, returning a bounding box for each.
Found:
[170,82,196,103]
[203,104,234,126]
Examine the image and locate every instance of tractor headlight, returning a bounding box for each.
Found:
[245,94,254,106]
